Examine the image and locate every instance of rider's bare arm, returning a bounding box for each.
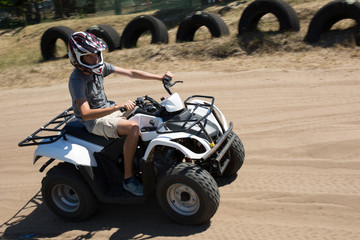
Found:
[76,98,135,121]
[113,66,173,81]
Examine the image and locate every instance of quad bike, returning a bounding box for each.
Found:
[18,78,245,225]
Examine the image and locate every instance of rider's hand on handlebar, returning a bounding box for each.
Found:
[117,100,136,112]
[162,71,173,82]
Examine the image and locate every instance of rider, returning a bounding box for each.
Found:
[67,31,173,196]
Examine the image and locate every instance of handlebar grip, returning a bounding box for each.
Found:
[163,75,172,83]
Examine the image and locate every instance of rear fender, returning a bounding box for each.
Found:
[33,135,103,167]
[143,133,211,162]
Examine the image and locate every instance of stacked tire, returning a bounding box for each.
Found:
[41,26,74,60]
[86,24,121,51]
[238,0,300,34]
[40,15,170,60]
[305,0,360,45]
[120,15,168,49]
[40,0,360,60]
[176,11,229,42]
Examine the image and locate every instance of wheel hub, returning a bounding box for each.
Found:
[180,192,191,202]
[51,184,80,213]
[166,183,200,216]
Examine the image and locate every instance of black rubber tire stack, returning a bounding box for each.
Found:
[304,0,360,45]
[40,26,75,60]
[120,15,169,49]
[238,0,300,34]
[176,11,230,42]
[85,24,121,52]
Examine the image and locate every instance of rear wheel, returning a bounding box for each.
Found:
[156,162,219,225]
[42,163,99,221]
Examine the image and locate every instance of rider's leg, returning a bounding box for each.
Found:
[116,119,140,179]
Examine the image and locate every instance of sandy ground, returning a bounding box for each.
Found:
[1,67,360,239]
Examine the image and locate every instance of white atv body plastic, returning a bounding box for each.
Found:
[18,79,242,226]
[34,134,103,167]
[31,92,229,169]
[160,92,184,112]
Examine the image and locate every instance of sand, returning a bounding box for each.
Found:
[0,67,360,239]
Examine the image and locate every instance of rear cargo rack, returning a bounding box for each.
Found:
[18,107,74,147]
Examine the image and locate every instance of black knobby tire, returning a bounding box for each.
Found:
[86,24,121,52]
[176,11,230,42]
[304,0,360,44]
[41,163,99,221]
[40,26,75,60]
[156,162,220,225]
[120,15,168,49]
[221,131,245,177]
[238,0,300,34]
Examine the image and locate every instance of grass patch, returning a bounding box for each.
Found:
[0,0,359,89]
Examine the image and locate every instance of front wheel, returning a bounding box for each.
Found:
[156,163,220,225]
[221,131,245,177]
[41,163,99,221]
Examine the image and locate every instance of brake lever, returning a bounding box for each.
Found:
[167,81,183,87]
[163,76,183,95]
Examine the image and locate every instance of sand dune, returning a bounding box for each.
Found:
[1,68,360,239]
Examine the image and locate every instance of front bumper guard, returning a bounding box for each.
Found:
[201,121,234,175]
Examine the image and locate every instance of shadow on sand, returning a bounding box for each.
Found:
[0,190,210,239]
[0,172,237,239]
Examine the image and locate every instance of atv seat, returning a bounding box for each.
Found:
[64,119,116,146]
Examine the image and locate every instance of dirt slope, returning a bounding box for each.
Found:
[1,67,360,239]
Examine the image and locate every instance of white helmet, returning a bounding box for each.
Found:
[68,31,107,75]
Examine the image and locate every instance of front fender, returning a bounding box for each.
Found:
[143,133,211,162]
[33,135,103,167]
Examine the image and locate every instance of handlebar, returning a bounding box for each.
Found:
[163,76,183,95]
[122,76,182,114]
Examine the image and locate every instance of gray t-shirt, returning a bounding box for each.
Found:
[68,62,115,124]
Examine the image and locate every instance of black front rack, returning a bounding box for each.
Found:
[18,107,74,147]
[156,95,224,145]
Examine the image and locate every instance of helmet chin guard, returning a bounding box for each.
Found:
[68,31,107,75]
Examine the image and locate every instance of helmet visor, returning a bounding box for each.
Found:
[77,51,104,70]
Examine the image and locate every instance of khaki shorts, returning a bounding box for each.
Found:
[85,111,125,139]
